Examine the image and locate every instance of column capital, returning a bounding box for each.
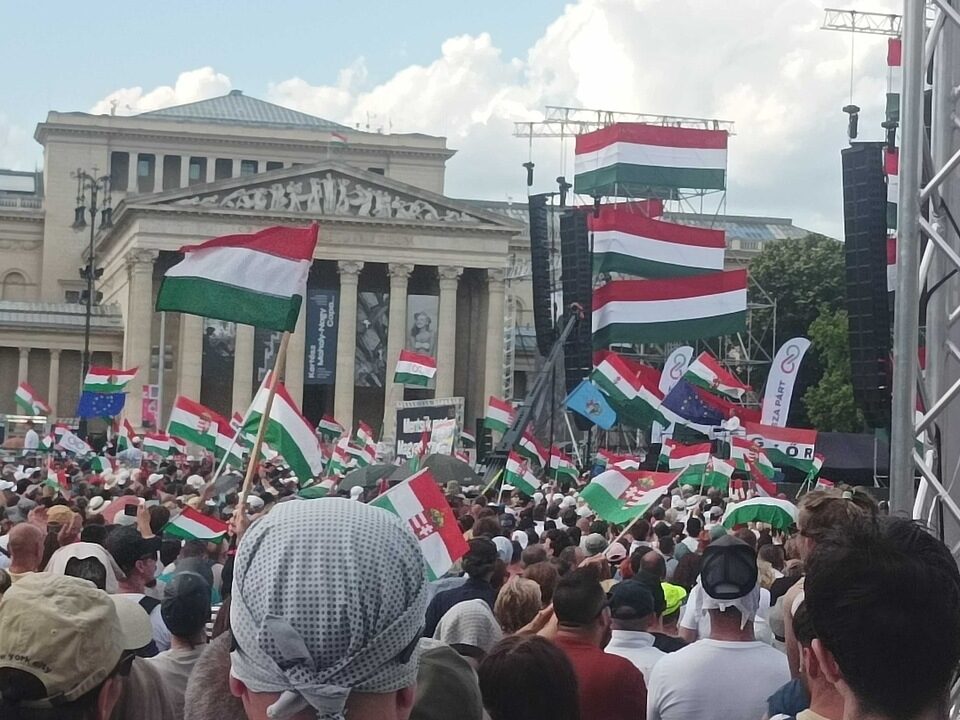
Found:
[18,347,29,359]
[49,348,61,359]
[487,267,507,285]
[388,262,415,281]
[337,260,364,277]
[126,248,159,270]
[437,265,464,282]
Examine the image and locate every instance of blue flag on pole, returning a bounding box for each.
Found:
[77,392,126,419]
[662,379,724,427]
[565,379,617,430]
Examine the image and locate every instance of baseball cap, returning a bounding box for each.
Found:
[146,473,164,487]
[185,474,205,490]
[47,504,76,526]
[662,582,688,615]
[86,496,106,514]
[700,535,758,600]
[0,479,14,492]
[0,573,151,705]
[161,571,212,638]
[583,533,608,557]
[608,579,656,620]
[104,525,162,574]
[604,542,628,564]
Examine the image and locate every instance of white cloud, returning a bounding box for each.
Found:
[85,0,905,236]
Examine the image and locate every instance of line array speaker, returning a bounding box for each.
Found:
[560,208,594,430]
[528,193,556,357]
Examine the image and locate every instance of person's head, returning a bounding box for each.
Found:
[472,516,501,539]
[558,545,585,567]
[658,535,675,557]
[46,542,123,594]
[521,544,547,568]
[7,523,44,573]
[796,487,877,561]
[229,498,428,720]
[638,550,666,581]
[462,538,498,582]
[685,516,702,538]
[581,533,607,557]
[433,598,503,660]
[608,580,657,633]
[104,526,161,591]
[80,523,108,546]
[757,543,785,571]
[733,527,757,551]
[147,505,170,536]
[494,577,542,634]
[0,573,152,720]
[559,507,577,528]
[700,535,760,638]
[162,571,212,646]
[805,517,960,720]
[542,528,571,557]
[478,635,580,720]
[629,518,650,542]
[791,601,843,718]
[523,561,559,607]
[552,568,610,647]
[671,551,701,591]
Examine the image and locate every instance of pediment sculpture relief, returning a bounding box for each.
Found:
[171,172,481,224]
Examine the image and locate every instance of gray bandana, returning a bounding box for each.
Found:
[230,497,428,719]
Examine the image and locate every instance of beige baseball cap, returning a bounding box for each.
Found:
[0,573,151,705]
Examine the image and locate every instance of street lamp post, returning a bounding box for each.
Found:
[70,168,112,439]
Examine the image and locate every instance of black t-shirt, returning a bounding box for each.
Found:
[652,631,687,653]
[769,574,802,607]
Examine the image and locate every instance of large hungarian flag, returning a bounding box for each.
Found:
[156,224,319,332]
[550,446,579,483]
[574,123,728,197]
[142,431,173,457]
[394,350,437,387]
[167,396,217,451]
[83,367,138,394]
[163,507,229,544]
[580,469,678,524]
[243,377,325,482]
[589,205,726,279]
[591,351,667,428]
[504,451,540,496]
[661,439,712,472]
[744,421,818,472]
[728,437,775,478]
[592,269,747,347]
[372,468,469,581]
[683,352,751,400]
[210,410,243,468]
[15,382,51,415]
[485,396,515,434]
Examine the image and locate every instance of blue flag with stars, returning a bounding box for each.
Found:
[77,391,126,419]
[662,379,724,427]
[565,379,617,430]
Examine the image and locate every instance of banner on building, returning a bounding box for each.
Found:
[395,397,464,458]
[761,338,811,427]
[201,318,235,415]
[304,288,339,386]
[253,327,284,389]
[356,291,389,388]
[141,384,159,429]
[405,294,439,389]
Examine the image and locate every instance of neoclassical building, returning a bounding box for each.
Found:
[0,90,811,446]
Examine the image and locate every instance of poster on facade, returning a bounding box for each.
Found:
[356,291,389,388]
[304,288,338,386]
[405,294,439,389]
[394,396,464,458]
[141,384,159,429]
[201,318,236,415]
[253,327,284,388]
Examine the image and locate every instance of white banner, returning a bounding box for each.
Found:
[761,338,811,427]
[652,345,694,444]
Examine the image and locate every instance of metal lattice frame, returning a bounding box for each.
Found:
[890,0,960,549]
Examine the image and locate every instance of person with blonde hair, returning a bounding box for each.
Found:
[494,577,542,634]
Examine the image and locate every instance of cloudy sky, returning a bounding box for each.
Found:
[1,0,902,237]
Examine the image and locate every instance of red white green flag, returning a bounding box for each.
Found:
[394,350,437,387]
[156,224,319,332]
[660,439,712,472]
[15,381,51,415]
[591,351,667,428]
[885,146,899,230]
[581,469,679,523]
[372,468,469,581]
[83,367,138,394]
[517,430,547,468]
[592,270,747,347]
[679,456,735,491]
[163,507,229,543]
[354,421,377,452]
[167,396,218,451]
[117,419,137,451]
[549,446,578,482]
[143,432,173,457]
[744,421,818,473]
[504,450,541,496]
[317,415,343,440]
[683,352,751,400]
[485,396,515,434]
[728,437,775,478]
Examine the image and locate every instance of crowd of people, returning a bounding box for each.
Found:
[0,446,958,720]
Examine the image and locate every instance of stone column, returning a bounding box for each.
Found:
[232,324,255,413]
[123,250,158,428]
[128,156,138,195]
[435,266,462,398]
[484,268,507,401]
[152,160,162,194]
[285,303,307,407]
[177,314,203,401]
[231,159,239,178]
[17,348,29,383]
[382,263,414,444]
[205,158,216,184]
[179,156,190,188]
[333,261,363,431]
[48,349,60,418]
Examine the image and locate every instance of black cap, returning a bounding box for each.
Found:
[609,580,656,620]
[161,571,212,637]
[700,535,758,600]
[104,526,162,574]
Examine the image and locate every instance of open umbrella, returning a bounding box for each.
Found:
[339,464,396,492]
[721,496,798,530]
[389,454,481,486]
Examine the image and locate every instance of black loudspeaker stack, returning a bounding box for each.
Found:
[528,194,557,357]
[559,209,594,430]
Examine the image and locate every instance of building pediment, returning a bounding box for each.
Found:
[133,161,516,228]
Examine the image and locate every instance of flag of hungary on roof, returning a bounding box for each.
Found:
[156,224,319,332]
[581,469,678,524]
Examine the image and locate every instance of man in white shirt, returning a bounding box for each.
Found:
[647,535,789,720]
[22,420,39,453]
[604,578,665,682]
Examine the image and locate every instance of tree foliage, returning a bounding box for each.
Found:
[803,307,865,432]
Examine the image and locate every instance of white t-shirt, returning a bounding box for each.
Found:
[604,629,666,682]
[23,429,39,451]
[116,592,172,652]
[646,639,790,720]
[679,584,772,643]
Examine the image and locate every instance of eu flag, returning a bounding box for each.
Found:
[565,380,617,430]
[662,379,724,426]
[77,392,126,419]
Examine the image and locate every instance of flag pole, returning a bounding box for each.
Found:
[208,428,242,488]
[238,331,290,507]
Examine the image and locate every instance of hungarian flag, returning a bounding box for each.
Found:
[580,469,678,524]
[750,462,780,497]
[171,436,187,456]
[89,456,115,474]
[589,204,726,279]
[346,442,376,469]
[82,367,138,394]
[156,224,318,332]
[117,419,137,451]
[15,382,50,415]
[167,396,218,451]
[299,478,337,499]
[679,456,735,491]
[317,415,343,440]
[550,446,579,483]
[372,468,469,581]
[243,375,325,483]
[804,454,826,484]
[887,37,902,124]
[728,437,775,478]
[683,352,751,400]
[394,350,437,387]
[574,123,728,197]
[597,449,639,471]
[354,421,377,452]
[210,410,243,468]
[661,440,712,472]
[504,450,541,496]
[326,436,352,477]
[744,421,818,473]
[592,270,747,347]
[485,396,515,434]
[460,430,476,448]
[885,147,899,230]
[591,351,667,428]
[143,431,172,456]
[815,477,835,492]
[517,430,547,467]
[163,507,229,544]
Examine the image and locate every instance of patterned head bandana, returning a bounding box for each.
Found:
[230,498,428,719]
[433,598,503,654]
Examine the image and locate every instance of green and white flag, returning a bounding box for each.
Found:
[15,382,50,415]
[167,396,217,451]
[591,352,667,428]
[504,451,540,496]
[679,456,735,491]
[394,350,437,387]
[83,367,138,394]
[580,469,678,524]
[485,396,515,434]
[683,352,751,401]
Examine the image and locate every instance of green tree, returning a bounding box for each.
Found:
[803,306,865,432]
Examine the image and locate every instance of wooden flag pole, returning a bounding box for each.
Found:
[238,331,290,508]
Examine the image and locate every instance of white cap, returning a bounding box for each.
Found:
[576,505,593,518]
[86,496,106,514]
[552,493,565,503]
[533,492,544,504]
[0,480,15,492]
[205,499,217,508]
[186,455,196,463]
[246,495,265,510]
[186,474,205,490]
[671,495,685,510]
[116,470,131,486]
[131,436,142,445]
[147,473,164,487]
[13,469,30,482]
[560,496,577,509]
[349,486,364,499]
[282,476,298,485]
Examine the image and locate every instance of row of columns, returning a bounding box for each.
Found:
[126,155,277,196]
[12,347,121,418]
